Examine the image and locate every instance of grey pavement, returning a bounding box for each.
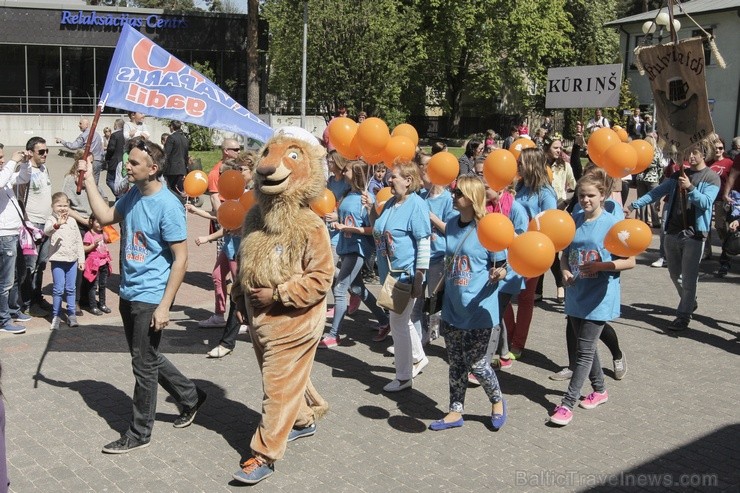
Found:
[0,149,738,492]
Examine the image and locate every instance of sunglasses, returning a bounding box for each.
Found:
[226,147,241,152]
[134,139,152,157]
[36,149,48,155]
[452,188,465,198]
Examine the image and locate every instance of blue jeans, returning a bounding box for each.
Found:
[663,232,704,320]
[120,299,198,442]
[329,253,388,338]
[51,261,77,317]
[561,318,606,410]
[0,235,18,327]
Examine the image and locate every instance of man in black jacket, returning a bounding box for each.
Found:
[163,120,189,199]
[105,118,126,197]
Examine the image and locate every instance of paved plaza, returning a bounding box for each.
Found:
[0,150,738,492]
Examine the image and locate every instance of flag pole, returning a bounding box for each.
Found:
[76,101,105,195]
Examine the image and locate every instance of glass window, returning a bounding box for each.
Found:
[691,28,713,66]
[62,46,96,113]
[0,45,26,112]
[27,46,61,113]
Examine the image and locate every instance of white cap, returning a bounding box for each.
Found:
[274,126,321,148]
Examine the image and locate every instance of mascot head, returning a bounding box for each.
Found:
[254,126,326,207]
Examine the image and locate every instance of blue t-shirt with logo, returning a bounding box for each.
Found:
[115,186,187,304]
[336,191,373,258]
[420,188,455,261]
[563,211,622,321]
[496,200,530,294]
[515,183,557,219]
[442,218,499,329]
[373,193,431,284]
[327,175,351,247]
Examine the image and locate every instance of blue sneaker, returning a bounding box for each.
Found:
[233,457,274,484]
[287,423,316,442]
[491,399,507,431]
[13,313,32,323]
[0,324,26,334]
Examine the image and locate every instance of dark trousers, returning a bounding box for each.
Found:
[87,264,110,307]
[120,299,198,442]
[219,299,241,351]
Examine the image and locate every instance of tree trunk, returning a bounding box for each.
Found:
[247,0,260,114]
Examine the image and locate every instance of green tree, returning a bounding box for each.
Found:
[262,0,424,125]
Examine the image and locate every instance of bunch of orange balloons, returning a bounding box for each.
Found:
[587,128,654,179]
[327,117,419,168]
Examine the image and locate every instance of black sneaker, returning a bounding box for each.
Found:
[102,435,150,454]
[173,387,207,428]
[668,317,690,331]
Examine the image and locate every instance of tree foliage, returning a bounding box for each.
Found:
[262,0,424,126]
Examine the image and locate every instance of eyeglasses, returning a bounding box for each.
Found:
[452,188,465,198]
[36,149,48,155]
[226,147,241,152]
[134,140,152,157]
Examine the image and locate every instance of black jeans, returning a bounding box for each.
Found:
[120,299,198,442]
[87,263,110,307]
[219,299,241,351]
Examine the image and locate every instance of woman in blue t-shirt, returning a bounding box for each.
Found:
[429,176,507,432]
[549,174,635,427]
[504,148,557,359]
[365,161,431,393]
[319,160,389,348]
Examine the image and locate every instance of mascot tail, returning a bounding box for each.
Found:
[305,378,329,419]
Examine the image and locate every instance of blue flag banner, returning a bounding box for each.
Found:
[101,24,273,144]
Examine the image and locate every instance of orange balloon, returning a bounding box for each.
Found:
[391,123,419,147]
[477,213,515,252]
[363,150,385,165]
[183,170,208,197]
[328,117,358,156]
[344,131,362,160]
[427,151,459,186]
[375,187,392,214]
[528,209,576,252]
[483,149,517,190]
[382,135,416,165]
[239,189,256,213]
[509,138,536,160]
[309,188,337,216]
[588,128,619,166]
[357,117,391,157]
[613,125,629,143]
[602,142,638,179]
[629,139,655,174]
[604,219,652,257]
[217,169,246,200]
[217,200,247,230]
[508,231,556,278]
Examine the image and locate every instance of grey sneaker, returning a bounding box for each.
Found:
[50,316,61,331]
[67,314,79,327]
[549,368,573,381]
[613,354,627,380]
[102,435,151,454]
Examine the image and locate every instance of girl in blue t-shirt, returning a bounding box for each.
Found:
[365,161,431,393]
[549,174,635,427]
[320,160,388,348]
[504,148,558,359]
[429,176,506,432]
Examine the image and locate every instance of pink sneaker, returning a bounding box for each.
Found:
[372,324,390,342]
[318,336,339,348]
[494,358,513,370]
[549,405,573,426]
[579,390,608,410]
[467,373,480,386]
[347,293,361,315]
[326,307,335,318]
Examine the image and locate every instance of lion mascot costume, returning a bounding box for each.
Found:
[232,127,334,485]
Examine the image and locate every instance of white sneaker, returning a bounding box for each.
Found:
[412,356,429,378]
[383,379,412,392]
[198,314,226,328]
[651,258,665,268]
[207,345,232,358]
[50,316,61,331]
[238,324,249,335]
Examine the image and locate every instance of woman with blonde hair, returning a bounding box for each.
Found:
[364,160,431,392]
[429,175,507,431]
